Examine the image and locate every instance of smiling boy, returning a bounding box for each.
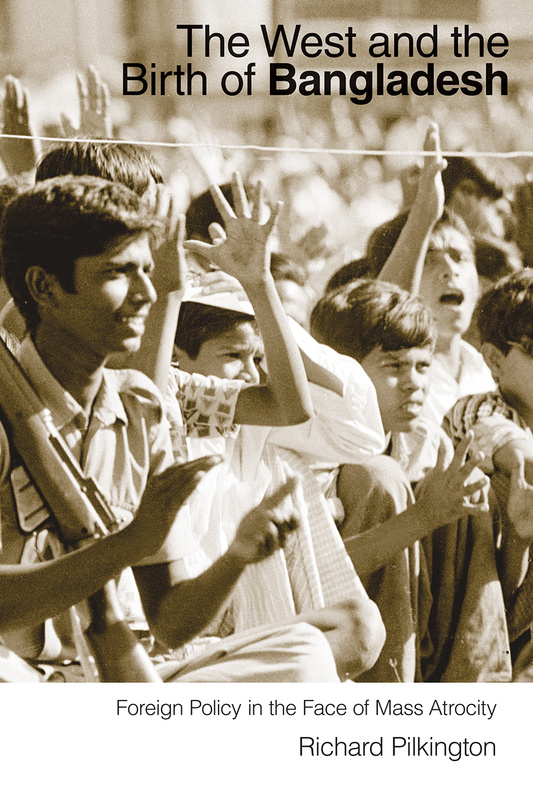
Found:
[0,174,356,682]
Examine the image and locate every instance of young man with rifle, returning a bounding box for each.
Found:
[0,174,383,681]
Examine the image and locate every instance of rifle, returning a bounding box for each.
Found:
[0,336,160,682]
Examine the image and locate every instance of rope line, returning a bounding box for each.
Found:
[1,132,532,159]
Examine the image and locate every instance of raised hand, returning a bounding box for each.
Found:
[60,65,112,140]
[144,185,187,296]
[416,432,490,530]
[228,477,300,565]
[377,121,446,295]
[413,120,446,225]
[183,172,282,286]
[0,76,40,175]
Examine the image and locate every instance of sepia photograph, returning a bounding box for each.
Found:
[1,0,532,796]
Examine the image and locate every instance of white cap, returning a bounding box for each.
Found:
[182,284,255,316]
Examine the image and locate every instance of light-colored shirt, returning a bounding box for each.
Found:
[165,323,385,634]
[423,339,496,426]
[0,337,192,566]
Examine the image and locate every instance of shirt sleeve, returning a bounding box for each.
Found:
[267,320,385,462]
[443,392,531,474]
[172,368,243,438]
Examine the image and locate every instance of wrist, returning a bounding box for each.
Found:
[237,270,272,291]
[224,542,252,571]
[86,583,125,630]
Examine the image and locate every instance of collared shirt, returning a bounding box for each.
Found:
[0,336,192,566]
[423,339,496,426]
[386,419,454,485]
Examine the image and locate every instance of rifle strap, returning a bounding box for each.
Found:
[0,406,99,679]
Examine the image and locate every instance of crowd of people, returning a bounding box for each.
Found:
[1,68,533,683]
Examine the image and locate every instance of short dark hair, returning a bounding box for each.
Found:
[185,182,233,242]
[325,257,371,292]
[0,175,160,331]
[36,141,164,195]
[365,211,410,276]
[441,156,503,203]
[475,236,521,283]
[175,300,256,359]
[310,278,436,362]
[0,180,19,221]
[475,268,533,355]
[365,208,473,276]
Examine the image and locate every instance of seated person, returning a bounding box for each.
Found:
[444,269,533,674]
[27,140,387,677]
[311,278,511,683]
[0,174,381,682]
[0,439,219,682]
[374,123,496,425]
[172,288,385,649]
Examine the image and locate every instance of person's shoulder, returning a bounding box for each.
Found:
[443,390,526,450]
[448,390,515,424]
[104,367,165,416]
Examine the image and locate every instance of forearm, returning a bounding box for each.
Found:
[494,441,533,483]
[378,123,443,294]
[377,208,434,294]
[0,527,148,634]
[235,274,313,425]
[341,504,431,580]
[133,550,246,649]
[127,291,183,394]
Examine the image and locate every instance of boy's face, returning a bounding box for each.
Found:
[360,345,432,433]
[44,232,156,360]
[490,339,533,424]
[418,225,478,344]
[180,321,265,384]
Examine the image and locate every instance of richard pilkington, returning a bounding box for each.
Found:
[299,736,496,761]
